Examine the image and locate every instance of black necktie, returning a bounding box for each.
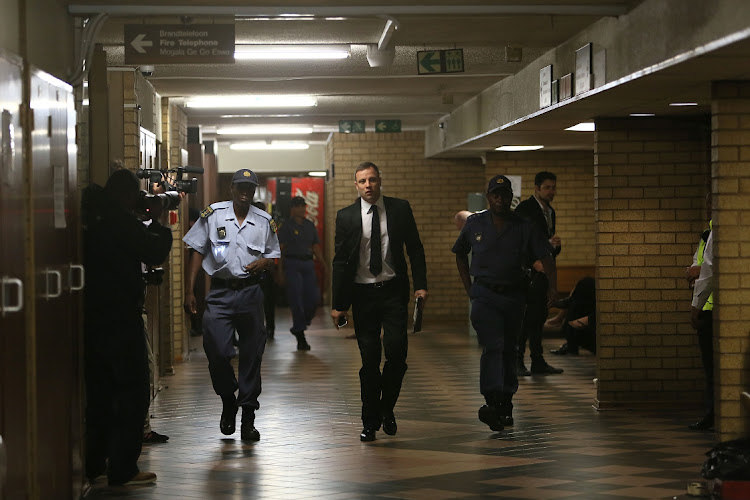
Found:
[369,205,382,276]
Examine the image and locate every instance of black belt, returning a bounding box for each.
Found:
[474,277,523,294]
[355,278,395,289]
[211,275,263,291]
[285,254,313,261]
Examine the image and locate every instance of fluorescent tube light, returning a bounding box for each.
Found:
[308,171,327,177]
[218,126,313,135]
[495,145,544,151]
[630,113,655,117]
[565,122,595,132]
[669,102,698,107]
[229,142,310,150]
[185,95,317,108]
[234,44,350,60]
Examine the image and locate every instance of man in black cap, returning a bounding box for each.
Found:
[277,195,326,350]
[184,169,280,441]
[453,175,556,432]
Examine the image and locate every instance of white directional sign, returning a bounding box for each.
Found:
[124,24,235,64]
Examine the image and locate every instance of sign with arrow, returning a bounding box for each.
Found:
[124,24,235,65]
[375,120,401,133]
[417,49,464,75]
[339,120,366,133]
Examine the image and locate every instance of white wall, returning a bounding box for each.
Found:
[216,142,326,175]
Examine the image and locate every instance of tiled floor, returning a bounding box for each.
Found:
[86,310,715,499]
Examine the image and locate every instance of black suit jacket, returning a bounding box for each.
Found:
[332,196,427,311]
[514,195,561,257]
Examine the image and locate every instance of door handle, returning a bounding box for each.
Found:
[1,276,23,315]
[41,269,62,299]
[68,263,85,291]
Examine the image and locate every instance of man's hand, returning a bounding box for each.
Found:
[691,306,702,330]
[184,292,197,315]
[331,309,348,329]
[686,266,701,287]
[415,289,428,310]
[244,258,272,275]
[550,235,561,248]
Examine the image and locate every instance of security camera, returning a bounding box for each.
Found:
[140,65,155,77]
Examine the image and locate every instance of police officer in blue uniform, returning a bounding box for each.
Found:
[452,175,557,432]
[184,169,280,441]
[277,196,326,350]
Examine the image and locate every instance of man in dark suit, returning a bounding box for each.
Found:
[331,161,428,442]
[514,171,563,375]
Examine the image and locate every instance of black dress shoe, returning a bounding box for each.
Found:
[689,415,714,431]
[292,331,311,350]
[360,427,377,441]
[550,343,569,355]
[478,405,504,432]
[517,361,531,376]
[220,398,238,435]
[382,415,397,436]
[241,423,261,441]
[531,362,563,374]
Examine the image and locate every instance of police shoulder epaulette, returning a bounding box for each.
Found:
[269,219,278,233]
[200,206,214,218]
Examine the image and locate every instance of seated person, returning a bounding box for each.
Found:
[549,277,596,355]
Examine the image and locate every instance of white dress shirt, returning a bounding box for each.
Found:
[355,196,396,284]
[692,231,714,309]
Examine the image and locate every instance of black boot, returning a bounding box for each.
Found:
[241,406,260,441]
[220,395,238,435]
[478,393,504,432]
[292,330,311,350]
[499,393,514,426]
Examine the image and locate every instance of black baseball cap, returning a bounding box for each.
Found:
[291,196,307,207]
[487,175,513,194]
[232,169,259,185]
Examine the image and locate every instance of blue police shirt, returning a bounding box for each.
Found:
[183,201,281,279]
[277,217,319,257]
[452,210,553,285]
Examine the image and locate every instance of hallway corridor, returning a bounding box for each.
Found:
[87,312,713,499]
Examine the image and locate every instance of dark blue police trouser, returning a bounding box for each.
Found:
[470,283,525,401]
[518,272,548,363]
[84,315,149,484]
[202,284,266,410]
[284,258,320,333]
[351,280,409,428]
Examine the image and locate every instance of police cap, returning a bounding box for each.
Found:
[232,169,259,185]
[290,196,307,207]
[487,175,513,194]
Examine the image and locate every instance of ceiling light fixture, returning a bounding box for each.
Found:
[229,142,310,150]
[669,102,698,107]
[308,171,327,177]
[185,95,317,108]
[234,44,351,60]
[565,122,595,132]
[495,145,544,151]
[629,113,655,117]
[217,126,313,135]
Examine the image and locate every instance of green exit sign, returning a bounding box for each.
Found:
[338,120,365,133]
[417,49,464,74]
[375,120,401,133]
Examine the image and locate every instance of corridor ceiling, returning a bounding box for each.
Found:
[67,1,750,159]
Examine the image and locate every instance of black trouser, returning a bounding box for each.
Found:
[697,310,714,416]
[259,275,276,334]
[351,280,409,428]
[85,315,150,484]
[518,272,548,365]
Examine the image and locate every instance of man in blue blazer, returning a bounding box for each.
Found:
[331,162,428,442]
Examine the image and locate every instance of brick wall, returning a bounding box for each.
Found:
[486,151,595,267]
[594,117,711,408]
[711,81,750,440]
[325,131,484,320]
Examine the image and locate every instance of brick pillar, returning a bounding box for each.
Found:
[711,81,750,440]
[594,117,710,409]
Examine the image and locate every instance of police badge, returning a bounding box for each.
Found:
[217,227,227,239]
[474,233,483,242]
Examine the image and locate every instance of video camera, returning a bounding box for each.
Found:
[142,266,165,286]
[135,165,203,218]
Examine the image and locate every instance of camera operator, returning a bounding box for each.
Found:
[82,168,176,487]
